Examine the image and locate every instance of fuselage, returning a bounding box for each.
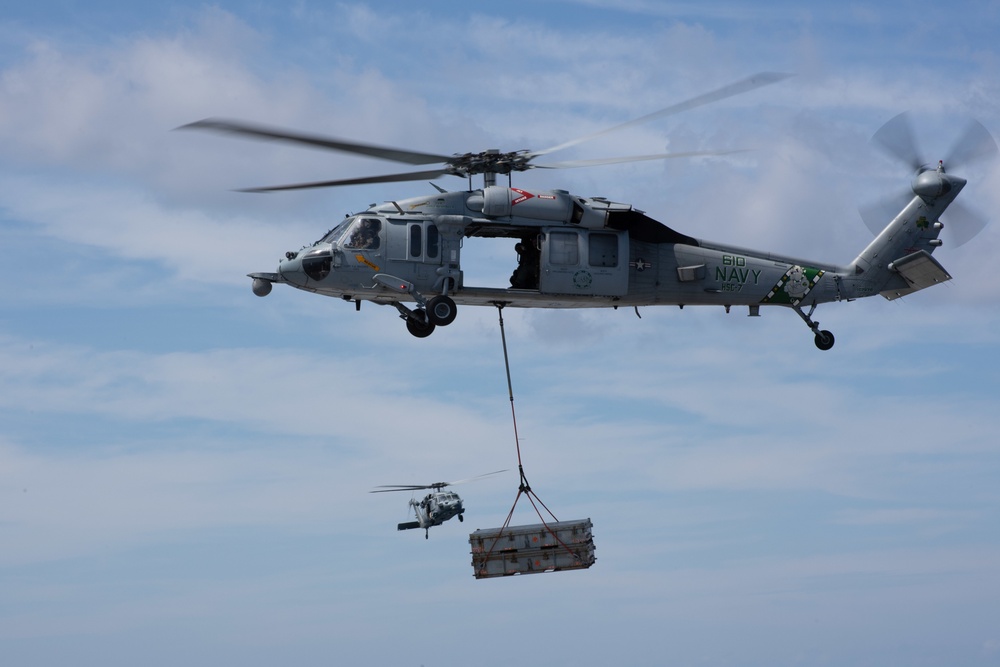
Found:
[250,172,962,348]
[264,185,904,311]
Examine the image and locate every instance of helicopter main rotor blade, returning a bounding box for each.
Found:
[370,485,436,493]
[178,118,455,166]
[237,168,454,192]
[534,149,749,170]
[370,469,508,493]
[445,469,510,486]
[532,71,793,158]
[181,73,790,188]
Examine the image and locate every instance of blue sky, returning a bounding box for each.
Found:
[2,2,1000,666]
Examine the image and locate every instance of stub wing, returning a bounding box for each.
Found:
[881,250,952,301]
[397,521,421,531]
[248,271,283,282]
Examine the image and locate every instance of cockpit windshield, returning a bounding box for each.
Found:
[315,216,383,250]
[317,218,354,245]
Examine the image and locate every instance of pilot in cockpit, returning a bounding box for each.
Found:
[347,218,381,250]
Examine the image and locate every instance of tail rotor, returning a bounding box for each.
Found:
[860,112,998,247]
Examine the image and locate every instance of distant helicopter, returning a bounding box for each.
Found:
[371,471,507,539]
[181,73,997,350]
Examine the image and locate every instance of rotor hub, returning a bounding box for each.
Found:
[448,150,533,176]
[911,167,965,199]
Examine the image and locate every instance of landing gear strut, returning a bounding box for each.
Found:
[376,273,459,338]
[792,303,835,351]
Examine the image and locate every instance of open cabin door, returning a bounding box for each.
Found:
[539,229,628,296]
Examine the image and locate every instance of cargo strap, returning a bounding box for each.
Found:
[489,305,584,565]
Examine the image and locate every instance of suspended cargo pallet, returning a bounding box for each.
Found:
[469,518,596,579]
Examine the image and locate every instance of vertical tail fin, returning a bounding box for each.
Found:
[849,165,964,298]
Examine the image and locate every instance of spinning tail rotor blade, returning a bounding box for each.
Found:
[943,200,989,248]
[863,113,998,247]
[945,118,999,171]
[871,111,923,172]
[859,188,913,237]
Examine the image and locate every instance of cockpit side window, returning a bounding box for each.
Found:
[345,217,382,250]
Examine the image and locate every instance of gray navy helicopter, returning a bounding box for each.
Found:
[181,73,997,350]
[370,471,507,539]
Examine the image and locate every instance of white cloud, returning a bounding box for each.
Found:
[0,175,315,286]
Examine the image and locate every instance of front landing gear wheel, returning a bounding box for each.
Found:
[426,295,457,326]
[458,514,464,522]
[406,310,436,338]
[814,330,835,351]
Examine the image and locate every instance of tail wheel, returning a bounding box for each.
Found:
[814,330,835,351]
[406,310,436,338]
[426,295,457,326]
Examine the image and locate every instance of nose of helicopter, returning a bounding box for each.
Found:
[278,253,305,286]
[279,245,333,286]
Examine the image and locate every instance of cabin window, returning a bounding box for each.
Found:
[589,232,618,267]
[406,223,440,260]
[409,224,422,257]
[426,225,439,259]
[548,231,579,266]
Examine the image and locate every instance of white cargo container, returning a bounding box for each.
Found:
[469,518,596,579]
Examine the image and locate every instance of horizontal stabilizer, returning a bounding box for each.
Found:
[397,521,421,531]
[881,250,952,300]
